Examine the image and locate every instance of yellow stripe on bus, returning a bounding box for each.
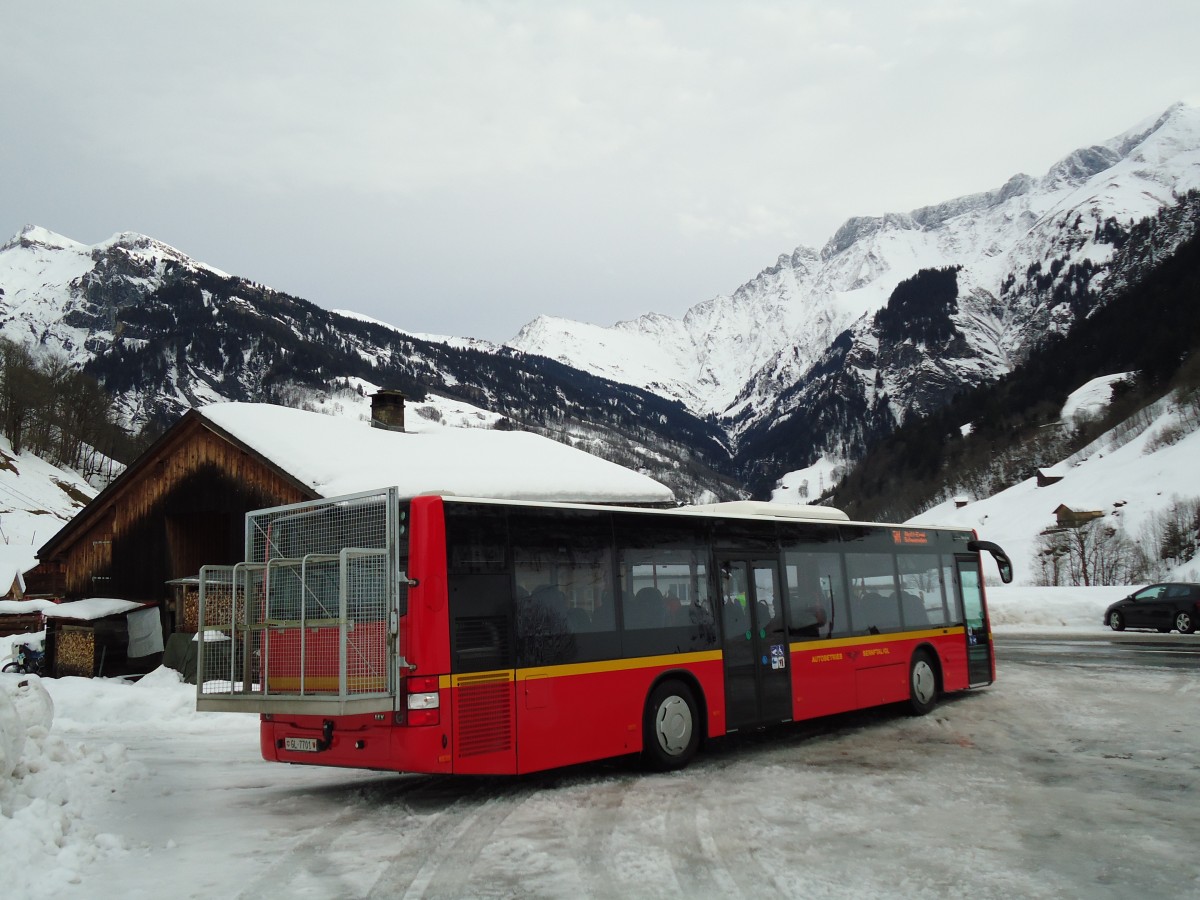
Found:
[510,650,723,683]
[789,626,967,655]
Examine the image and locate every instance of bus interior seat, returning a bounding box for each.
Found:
[565,606,591,632]
[530,585,569,631]
[629,586,665,629]
[901,592,929,627]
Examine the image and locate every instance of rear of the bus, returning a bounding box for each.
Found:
[196,489,454,774]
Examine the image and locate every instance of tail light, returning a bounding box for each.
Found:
[406,675,441,726]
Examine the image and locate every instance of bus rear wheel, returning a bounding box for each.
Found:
[907,650,939,716]
[643,680,700,771]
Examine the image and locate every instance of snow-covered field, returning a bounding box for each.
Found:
[2,364,1198,896]
[6,583,1199,899]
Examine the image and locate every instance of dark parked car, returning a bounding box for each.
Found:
[1104,583,1200,633]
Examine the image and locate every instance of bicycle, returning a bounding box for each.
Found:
[2,640,47,676]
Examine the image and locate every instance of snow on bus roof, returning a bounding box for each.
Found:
[198,402,673,505]
[675,500,850,521]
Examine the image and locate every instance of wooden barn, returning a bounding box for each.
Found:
[30,392,673,676]
[32,408,316,609]
[1052,504,1106,530]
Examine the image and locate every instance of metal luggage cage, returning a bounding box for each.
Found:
[196,487,404,715]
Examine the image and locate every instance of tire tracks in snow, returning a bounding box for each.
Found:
[228,774,450,899]
[368,778,523,898]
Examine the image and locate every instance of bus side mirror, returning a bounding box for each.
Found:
[968,540,1014,584]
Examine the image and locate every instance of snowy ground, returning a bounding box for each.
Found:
[4,584,1198,899]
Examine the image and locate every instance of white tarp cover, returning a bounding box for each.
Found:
[125,607,164,658]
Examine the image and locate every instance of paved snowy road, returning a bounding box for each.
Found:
[997,632,1200,671]
[45,657,1198,900]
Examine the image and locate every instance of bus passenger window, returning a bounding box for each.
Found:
[846,553,901,634]
[510,508,616,666]
[941,557,963,624]
[620,550,717,655]
[897,553,947,627]
[783,550,849,639]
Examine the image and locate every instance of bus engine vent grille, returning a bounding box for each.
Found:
[454,673,513,758]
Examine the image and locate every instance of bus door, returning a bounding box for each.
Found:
[955,557,993,686]
[718,556,791,731]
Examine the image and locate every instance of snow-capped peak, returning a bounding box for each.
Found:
[507,102,1200,439]
[2,224,88,254]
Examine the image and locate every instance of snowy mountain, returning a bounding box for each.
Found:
[0,228,739,503]
[508,103,1200,483]
[4,103,1199,506]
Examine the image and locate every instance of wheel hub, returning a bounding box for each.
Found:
[912,661,936,705]
[655,695,693,756]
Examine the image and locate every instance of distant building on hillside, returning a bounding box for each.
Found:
[1036,467,1066,488]
[1052,504,1105,530]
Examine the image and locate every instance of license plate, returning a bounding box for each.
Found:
[284,737,319,752]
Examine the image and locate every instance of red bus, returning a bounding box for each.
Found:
[197,489,1011,773]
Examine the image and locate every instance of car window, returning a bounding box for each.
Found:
[1166,585,1188,599]
[1133,586,1165,601]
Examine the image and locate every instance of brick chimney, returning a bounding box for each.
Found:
[370,389,407,432]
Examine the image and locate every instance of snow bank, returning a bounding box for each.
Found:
[0,673,141,895]
[0,668,215,894]
[985,583,1131,629]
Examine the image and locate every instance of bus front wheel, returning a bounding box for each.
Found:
[643,680,700,771]
[907,649,940,716]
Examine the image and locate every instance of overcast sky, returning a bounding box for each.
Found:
[3,2,1197,342]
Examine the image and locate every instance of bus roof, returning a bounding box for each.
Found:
[435,494,968,535]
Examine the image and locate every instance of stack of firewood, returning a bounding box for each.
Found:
[185,584,238,632]
[56,626,95,677]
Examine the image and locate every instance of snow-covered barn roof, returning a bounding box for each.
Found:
[198,402,674,505]
[0,561,26,599]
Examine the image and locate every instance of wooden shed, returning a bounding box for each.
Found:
[33,408,314,614]
[1053,504,1105,529]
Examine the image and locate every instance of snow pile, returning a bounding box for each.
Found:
[984,584,1130,628]
[0,673,137,895]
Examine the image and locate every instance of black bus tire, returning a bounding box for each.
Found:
[907,649,939,716]
[643,679,700,771]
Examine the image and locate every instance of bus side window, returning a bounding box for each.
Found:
[941,557,963,625]
[783,550,850,639]
[510,509,617,666]
[897,552,946,627]
[620,550,717,655]
[846,553,902,634]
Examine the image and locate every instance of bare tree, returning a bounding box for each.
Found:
[1035,520,1147,586]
